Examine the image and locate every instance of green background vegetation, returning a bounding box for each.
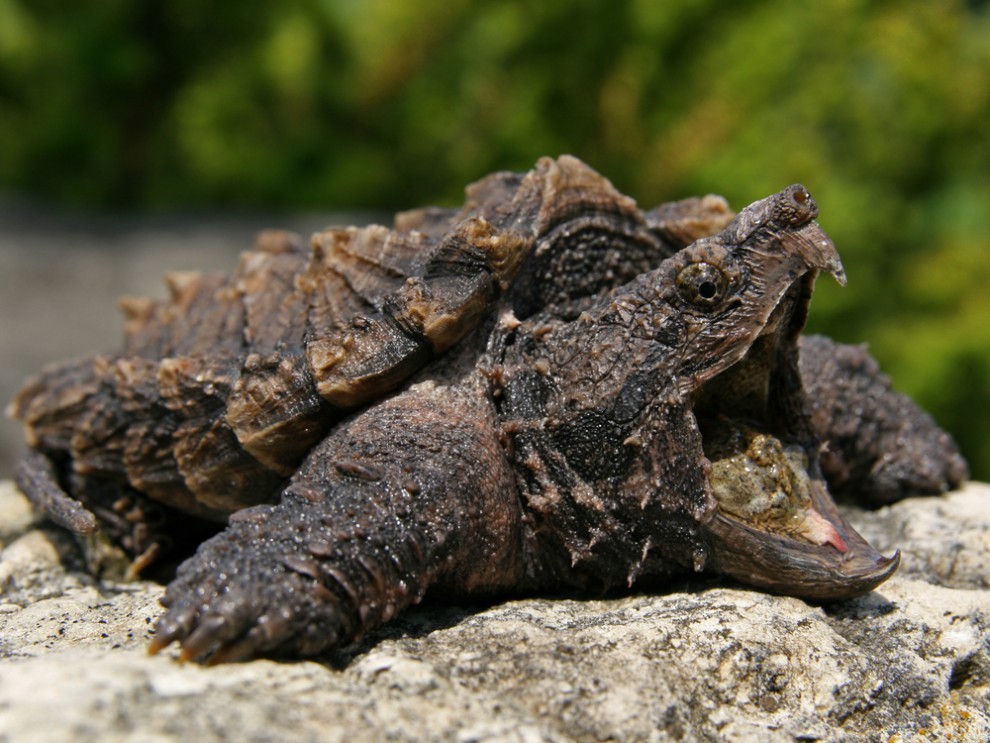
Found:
[1,0,988,477]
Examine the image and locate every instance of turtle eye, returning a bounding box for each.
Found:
[676,262,728,309]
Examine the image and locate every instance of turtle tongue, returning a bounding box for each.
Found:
[800,506,848,553]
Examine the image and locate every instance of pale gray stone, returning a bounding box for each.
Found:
[0,479,988,742]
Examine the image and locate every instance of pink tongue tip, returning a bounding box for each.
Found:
[805,507,848,553]
[826,527,848,553]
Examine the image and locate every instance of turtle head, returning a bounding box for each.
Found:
[499,183,896,599]
[653,184,897,599]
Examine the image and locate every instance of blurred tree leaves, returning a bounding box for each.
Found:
[0,0,988,475]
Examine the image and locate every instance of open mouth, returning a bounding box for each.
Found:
[695,274,900,600]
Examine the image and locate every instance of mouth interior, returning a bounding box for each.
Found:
[699,419,847,551]
[694,275,846,551]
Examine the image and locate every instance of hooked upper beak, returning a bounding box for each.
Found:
[735,184,847,288]
[787,223,846,288]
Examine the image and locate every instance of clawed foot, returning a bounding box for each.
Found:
[149,585,336,664]
[864,441,969,505]
[148,510,353,663]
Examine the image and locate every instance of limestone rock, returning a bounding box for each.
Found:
[1,479,988,742]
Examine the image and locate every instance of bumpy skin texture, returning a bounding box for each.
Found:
[799,335,969,505]
[8,156,968,662]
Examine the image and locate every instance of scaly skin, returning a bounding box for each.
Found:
[151,380,525,661]
[799,334,969,505]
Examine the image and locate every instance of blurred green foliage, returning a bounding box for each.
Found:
[1,0,988,476]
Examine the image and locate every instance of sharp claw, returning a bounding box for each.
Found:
[207,628,268,665]
[147,635,170,656]
[148,600,202,655]
[146,522,351,662]
[178,613,235,662]
[148,617,184,655]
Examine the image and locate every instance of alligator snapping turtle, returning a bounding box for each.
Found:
[8,156,967,662]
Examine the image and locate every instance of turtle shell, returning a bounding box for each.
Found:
[8,156,733,522]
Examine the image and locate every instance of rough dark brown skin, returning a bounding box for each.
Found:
[7,156,968,662]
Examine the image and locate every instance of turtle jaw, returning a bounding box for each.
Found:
[695,273,900,601]
[704,479,901,601]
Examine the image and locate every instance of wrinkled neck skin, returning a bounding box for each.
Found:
[489,185,898,599]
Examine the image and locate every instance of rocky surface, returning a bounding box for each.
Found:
[0,479,988,742]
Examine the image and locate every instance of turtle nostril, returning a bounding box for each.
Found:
[777,184,817,227]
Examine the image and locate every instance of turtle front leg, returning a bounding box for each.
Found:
[150,384,524,662]
[799,335,969,505]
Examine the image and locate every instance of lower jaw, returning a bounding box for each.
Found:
[699,416,899,600]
